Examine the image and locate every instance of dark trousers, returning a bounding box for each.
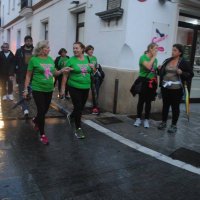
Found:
[54,75,69,95]
[91,76,101,108]
[18,81,29,112]
[0,77,13,95]
[68,86,89,129]
[137,93,152,119]
[54,75,62,93]
[161,87,183,125]
[32,91,52,135]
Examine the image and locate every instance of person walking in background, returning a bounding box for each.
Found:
[61,42,93,139]
[15,35,34,117]
[54,48,70,99]
[158,44,194,133]
[23,40,70,145]
[0,43,15,101]
[85,45,104,115]
[134,43,158,128]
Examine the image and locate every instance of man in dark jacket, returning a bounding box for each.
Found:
[15,35,34,117]
[0,43,15,101]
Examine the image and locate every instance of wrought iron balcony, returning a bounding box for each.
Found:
[19,0,33,17]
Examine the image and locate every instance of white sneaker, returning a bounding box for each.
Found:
[2,95,7,100]
[134,118,141,127]
[24,109,29,116]
[8,94,14,101]
[144,119,150,128]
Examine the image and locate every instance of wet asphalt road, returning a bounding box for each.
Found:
[1,117,200,200]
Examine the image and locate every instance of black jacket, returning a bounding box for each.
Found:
[159,57,194,88]
[15,45,34,83]
[0,50,15,79]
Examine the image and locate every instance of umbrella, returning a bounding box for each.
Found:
[184,82,190,122]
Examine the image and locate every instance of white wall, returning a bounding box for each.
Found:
[125,0,178,70]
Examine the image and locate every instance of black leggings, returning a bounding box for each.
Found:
[161,87,183,125]
[68,86,89,129]
[137,93,152,119]
[32,91,52,135]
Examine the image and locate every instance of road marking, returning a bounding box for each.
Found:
[84,119,200,175]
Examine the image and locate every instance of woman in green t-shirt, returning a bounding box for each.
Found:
[23,41,70,145]
[85,45,101,115]
[54,48,70,99]
[134,43,158,128]
[61,42,94,139]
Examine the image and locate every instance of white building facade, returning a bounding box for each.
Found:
[0,0,200,114]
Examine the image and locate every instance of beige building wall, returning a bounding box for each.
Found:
[98,67,163,115]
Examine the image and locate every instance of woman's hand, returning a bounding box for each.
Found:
[62,67,73,74]
[88,63,95,70]
[23,90,28,99]
[151,49,158,57]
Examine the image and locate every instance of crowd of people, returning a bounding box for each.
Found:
[0,36,105,144]
[0,36,194,145]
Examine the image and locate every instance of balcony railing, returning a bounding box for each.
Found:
[20,0,33,17]
[21,0,32,10]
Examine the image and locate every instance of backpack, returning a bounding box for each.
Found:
[94,64,105,84]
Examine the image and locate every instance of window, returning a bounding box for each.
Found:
[76,12,85,43]
[12,0,15,10]
[8,0,11,14]
[7,29,11,45]
[16,30,21,49]
[42,21,48,40]
[27,26,32,36]
[107,0,121,10]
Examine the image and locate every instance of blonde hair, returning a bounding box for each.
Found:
[144,42,158,54]
[33,40,49,56]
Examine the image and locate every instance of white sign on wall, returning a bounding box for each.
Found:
[151,22,169,53]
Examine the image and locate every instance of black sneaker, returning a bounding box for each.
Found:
[167,125,177,133]
[75,128,85,139]
[158,122,167,130]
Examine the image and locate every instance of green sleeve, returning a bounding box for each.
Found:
[66,59,72,67]
[28,57,34,71]
[139,55,146,66]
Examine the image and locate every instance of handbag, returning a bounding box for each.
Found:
[130,69,152,97]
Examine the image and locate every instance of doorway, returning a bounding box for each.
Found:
[178,14,200,101]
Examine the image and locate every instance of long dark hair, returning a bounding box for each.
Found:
[173,44,184,57]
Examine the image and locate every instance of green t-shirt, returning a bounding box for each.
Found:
[87,55,97,67]
[58,56,69,69]
[28,56,55,92]
[67,56,92,89]
[139,54,158,79]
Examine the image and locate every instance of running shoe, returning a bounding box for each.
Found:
[134,118,141,127]
[167,125,177,133]
[143,119,150,128]
[7,94,14,100]
[92,107,99,115]
[75,128,85,139]
[158,122,167,130]
[2,95,7,100]
[40,134,49,145]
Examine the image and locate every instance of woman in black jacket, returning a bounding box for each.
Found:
[158,44,194,133]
